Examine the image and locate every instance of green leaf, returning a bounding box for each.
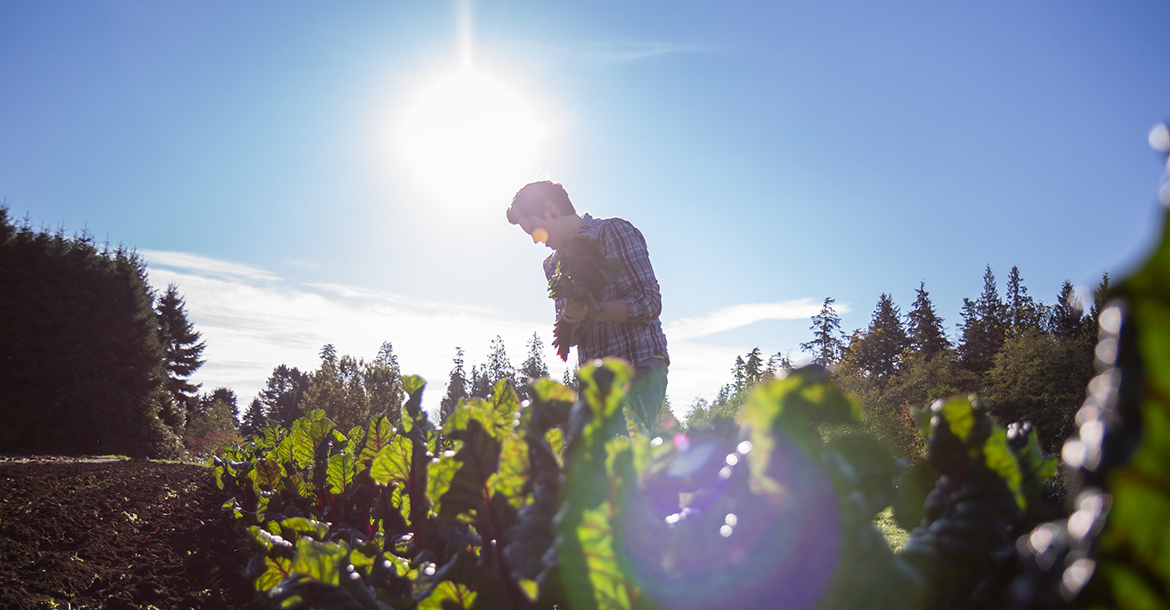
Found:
[254,457,284,492]
[290,538,348,585]
[418,580,477,610]
[492,434,529,508]
[256,556,293,591]
[401,376,426,434]
[370,436,412,487]
[281,517,330,541]
[291,410,336,470]
[438,418,500,526]
[326,452,357,496]
[579,359,633,423]
[359,413,398,468]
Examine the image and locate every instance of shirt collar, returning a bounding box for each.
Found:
[578,212,594,236]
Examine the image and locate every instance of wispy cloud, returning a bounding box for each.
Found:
[140,250,278,282]
[666,299,841,341]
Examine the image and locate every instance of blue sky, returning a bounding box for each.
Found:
[2,1,1168,414]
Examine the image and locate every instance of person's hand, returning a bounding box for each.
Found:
[562,300,592,324]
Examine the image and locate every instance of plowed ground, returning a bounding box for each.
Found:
[0,460,265,610]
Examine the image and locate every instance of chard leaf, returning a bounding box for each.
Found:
[292,410,336,470]
[370,436,412,487]
[418,581,477,610]
[282,517,330,541]
[327,452,357,496]
[437,418,500,526]
[254,458,283,492]
[359,413,398,469]
[257,556,293,591]
[290,538,348,585]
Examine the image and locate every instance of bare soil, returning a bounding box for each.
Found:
[0,460,265,610]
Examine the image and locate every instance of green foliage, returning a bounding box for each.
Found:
[301,343,405,433]
[547,235,621,361]
[0,207,182,458]
[156,283,206,419]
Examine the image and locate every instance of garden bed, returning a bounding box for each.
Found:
[0,460,263,610]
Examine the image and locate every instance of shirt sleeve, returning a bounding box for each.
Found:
[600,219,662,322]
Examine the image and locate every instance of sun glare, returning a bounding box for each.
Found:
[397,67,546,203]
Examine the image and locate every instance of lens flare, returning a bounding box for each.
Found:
[621,428,842,610]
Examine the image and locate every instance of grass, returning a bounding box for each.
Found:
[874,506,909,551]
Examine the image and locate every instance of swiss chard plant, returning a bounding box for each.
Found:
[546,235,621,361]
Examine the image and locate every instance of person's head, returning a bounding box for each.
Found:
[507,180,580,249]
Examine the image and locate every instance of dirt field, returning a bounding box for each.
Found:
[0,459,266,610]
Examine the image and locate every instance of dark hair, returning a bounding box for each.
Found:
[506,181,576,224]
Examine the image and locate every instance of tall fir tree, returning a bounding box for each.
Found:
[958,266,1008,376]
[1004,266,1045,335]
[845,293,909,383]
[440,347,469,425]
[731,355,748,393]
[240,397,267,437]
[469,363,493,399]
[906,281,950,359]
[517,332,550,402]
[800,297,846,366]
[561,367,579,393]
[743,347,765,388]
[1049,280,1084,338]
[484,335,516,395]
[156,283,206,419]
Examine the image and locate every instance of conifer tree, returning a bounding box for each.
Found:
[800,297,846,366]
[958,266,1007,376]
[731,355,748,393]
[743,348,765,388]
[240,398,266,437]
[485,335,516,394]
[845,293,909,383]
[1005,266,1045,335]
[156,283,206,418]
[440,347,469,425]
[517,332,550,402]
[469,364,493,399]
[906,281,950,359]
[561,367,579,393]
[1049,280,1084,338]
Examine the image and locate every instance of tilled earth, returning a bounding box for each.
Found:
[0,460,266,610]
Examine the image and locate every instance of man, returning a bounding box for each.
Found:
[506,180,669,432]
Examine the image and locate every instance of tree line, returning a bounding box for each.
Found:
[0,208,219,457]
[686,265,1105,459]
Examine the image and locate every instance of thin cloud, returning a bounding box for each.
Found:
[666,299,842,341]
[140,249,278,282]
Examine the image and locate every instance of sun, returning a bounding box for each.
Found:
[397,67,546,203]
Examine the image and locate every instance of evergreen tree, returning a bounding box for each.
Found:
[484,335,517,394]
[517,333,550,402]
[365,341,405,427]
[440,347,469,425]
[562,367,579,393]
[743,348,765,388]
[731,355,748,393]
[259,364,311,428]
[906,282,950,359]
[765,352,796,377]
[1049,280,1084,338]
[1004,266,1045,335]
[1088,272,1111,333]
[240,397,266,437]
[0,208,181,457]
[800,297,846,366]
[186,388,238,440]
[958,266,1008,376]
[156,283,206,421]
[469,364,493,399]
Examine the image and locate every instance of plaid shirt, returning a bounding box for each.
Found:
[543,213,669,366]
